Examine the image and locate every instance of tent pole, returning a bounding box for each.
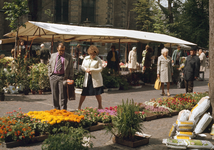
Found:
[26,36,28,58]
[71,46,73,56]
[170,43,172,56]
[119,39,120,60]
[51,35,54,54]
[125,43,127,63]
[118,39,121,72]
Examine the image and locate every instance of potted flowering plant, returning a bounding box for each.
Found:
[30,81,39,94]
[105,99,148,148]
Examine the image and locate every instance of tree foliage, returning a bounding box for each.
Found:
[132,0,158,32]
[133,0,209,48]
[179,0,209,48]
[3,0,29,31]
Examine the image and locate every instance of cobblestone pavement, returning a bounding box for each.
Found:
[0,70,210,150]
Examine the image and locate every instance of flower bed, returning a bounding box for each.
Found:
[149,92,208,111]
[0,109,36,144]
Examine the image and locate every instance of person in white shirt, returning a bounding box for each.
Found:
[78,45,104,110]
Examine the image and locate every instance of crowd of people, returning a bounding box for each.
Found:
[2,41,207,110]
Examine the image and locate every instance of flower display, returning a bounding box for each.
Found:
[27,109,84,125]
[74,107,100,126]
[149,92,209,111]
[139,103,170,114]
[0,109,35,143]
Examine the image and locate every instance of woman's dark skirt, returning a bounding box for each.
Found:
[81,74,104,96]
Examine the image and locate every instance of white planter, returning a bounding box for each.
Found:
[75,88,83,94]
[104,89,108,92]
[108,88,119,91]
[132,85,142,89]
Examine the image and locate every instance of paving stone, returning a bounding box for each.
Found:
[0,69,210,150]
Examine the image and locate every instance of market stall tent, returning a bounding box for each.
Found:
[4,21,196,45]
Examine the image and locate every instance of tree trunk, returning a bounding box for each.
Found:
[209,0,214,119]
[158,0,161,4]
[168,0,173,23]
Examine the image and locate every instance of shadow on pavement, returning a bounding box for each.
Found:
[91,138,167,150]
[5,96,46,102]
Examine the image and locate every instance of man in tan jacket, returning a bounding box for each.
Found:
[48,43,74,110]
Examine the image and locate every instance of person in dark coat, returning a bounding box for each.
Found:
[107,45,119,72]
[183,47,200,93]
[40,43,50,64]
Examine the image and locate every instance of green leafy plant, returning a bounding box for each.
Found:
[42,127,94,150]
[105,99,144,141]
[30,80,39,91]
[74,72,85,89]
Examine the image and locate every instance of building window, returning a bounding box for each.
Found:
[55,0,68,23]
[81,0,96,23]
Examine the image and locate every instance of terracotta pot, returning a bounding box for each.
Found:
[38,90,43,95]
[31,90,36,94]
[23,89,29,95]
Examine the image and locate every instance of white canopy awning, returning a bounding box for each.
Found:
[4,21,196,45]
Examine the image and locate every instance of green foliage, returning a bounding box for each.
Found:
[42,127,94,150]
[132,0,158,32]
[44,9,53,23]
[105,99,144,141]
[74,72,85,89]
[178,0,209,48]
[3,0,29,31]
[30,63,50,90]
[29,80,39,91]
[0,68,6,92]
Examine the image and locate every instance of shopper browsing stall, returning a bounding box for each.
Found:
[48,43,74,110]
[157,48,173,96]
[78,45,104,110]
[128,47,137,73]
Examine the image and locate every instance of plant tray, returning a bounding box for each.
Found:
[171,110,179,116]
[113,136,149,148]
[89,124,104,131]
[97,122,113,127]
[144,112,157,121]
[0,134,48,149]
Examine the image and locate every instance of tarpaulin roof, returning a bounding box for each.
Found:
[4,21,196,45]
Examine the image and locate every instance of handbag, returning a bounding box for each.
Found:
[67,80,75,100]
[154,78,161,90]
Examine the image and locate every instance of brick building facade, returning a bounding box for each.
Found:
[1,0,139,61]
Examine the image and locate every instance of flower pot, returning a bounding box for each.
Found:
[31,90,36,94]
[38,90,43,95]
[113,135,149,148]
[23,89,29,95]
[0,93,5,101]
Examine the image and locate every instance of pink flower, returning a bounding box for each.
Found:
[19,108,21,110]
[13,110,16,112]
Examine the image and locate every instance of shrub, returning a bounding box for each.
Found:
[42,127,94,150]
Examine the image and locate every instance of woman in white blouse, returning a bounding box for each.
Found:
[128,47,137,73]
[78,45,103,109]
